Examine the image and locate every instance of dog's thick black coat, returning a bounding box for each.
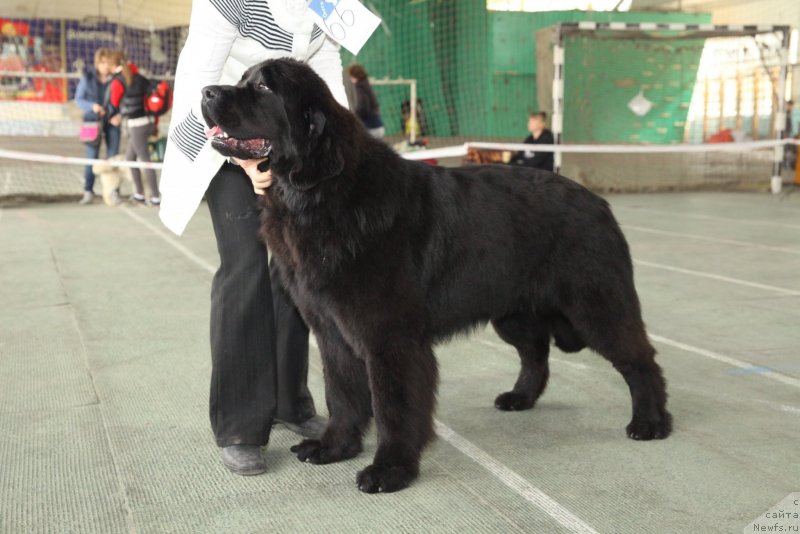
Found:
[201,59,672,494]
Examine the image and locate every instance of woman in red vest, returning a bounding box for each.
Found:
[106,50,161,206]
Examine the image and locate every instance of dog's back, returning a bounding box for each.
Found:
[366,153,632,343]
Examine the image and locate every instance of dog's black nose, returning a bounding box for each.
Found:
[202,86,221,100]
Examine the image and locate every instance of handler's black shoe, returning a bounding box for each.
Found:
[219,445,266,476]
[280,415,328,440]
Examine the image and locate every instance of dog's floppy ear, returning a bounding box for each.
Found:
[287,107,344,191]
[308,108,326,137]
[304,107,345,179]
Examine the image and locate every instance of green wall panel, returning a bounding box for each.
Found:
[562,34,705,143]
[489,10,711,142]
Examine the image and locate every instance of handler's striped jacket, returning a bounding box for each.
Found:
[159,0,349,236]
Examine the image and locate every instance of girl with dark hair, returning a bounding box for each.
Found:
[348,64,384,138]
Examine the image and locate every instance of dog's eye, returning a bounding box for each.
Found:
[257,82,271,93]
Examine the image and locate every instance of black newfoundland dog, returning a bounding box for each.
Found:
[201,59,672,494]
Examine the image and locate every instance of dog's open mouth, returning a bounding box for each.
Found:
[205,125,272,158]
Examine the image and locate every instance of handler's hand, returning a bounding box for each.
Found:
[233,157,272,195]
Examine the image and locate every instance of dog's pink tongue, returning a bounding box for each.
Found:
[205,125,222,138]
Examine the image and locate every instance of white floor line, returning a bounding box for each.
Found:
[615,205,800,231]
[120,207,216,275]
[479,328,800,393]
[434,420,599,534]
[649,334,800,390]
[668,384,800,419]
[633,259,800,297]
[125,207,599,533]
[309,337,598,534]
[622,224,800,256]
[762,402,800,416]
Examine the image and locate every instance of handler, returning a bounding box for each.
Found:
[159,0,349,476]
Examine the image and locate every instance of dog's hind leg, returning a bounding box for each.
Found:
[491,312,550,411]
[567,291,672,441]
[290,323,372,464]
[603,331,671,440]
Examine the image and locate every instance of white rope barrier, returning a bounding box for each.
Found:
[401,146,470,160]
[0,148,164,170]
[400,139,800,161]
[1,138,798,168]
[467,139,800,154]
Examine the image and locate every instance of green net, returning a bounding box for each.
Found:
[340,4,721,143]
[342,0,490,139]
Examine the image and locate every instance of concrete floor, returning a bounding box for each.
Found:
[1,192,798,533]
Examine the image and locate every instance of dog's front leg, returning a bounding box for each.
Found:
[356,338,439,493]
[290,324,371,464]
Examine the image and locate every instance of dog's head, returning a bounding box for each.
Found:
[201,59,350,191]
[92,154,127,175]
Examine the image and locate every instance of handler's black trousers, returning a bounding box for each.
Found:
[206,162,316,447]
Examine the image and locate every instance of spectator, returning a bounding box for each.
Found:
[106,50,161,206]
[347,64,384,138]
[158,0,346,477]
[401,98,427,140]
[74,47,120,205]
[511,111,554,172]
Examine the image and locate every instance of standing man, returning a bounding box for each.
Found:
[511,111,555,172]
[159,0,350,476]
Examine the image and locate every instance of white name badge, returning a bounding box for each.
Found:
[308,0,381,55]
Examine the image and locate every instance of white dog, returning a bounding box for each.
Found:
[92,155,130,206]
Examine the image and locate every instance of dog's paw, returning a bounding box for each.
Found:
[290,439,360,464]
[494,391,535,411]
[356,463,416,494]
[626,411,672,440]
